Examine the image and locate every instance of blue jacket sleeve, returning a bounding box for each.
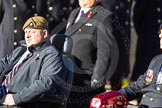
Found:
[119,73,147,100]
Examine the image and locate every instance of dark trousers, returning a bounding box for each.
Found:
[66,86,105,108]
[66,73,106,108]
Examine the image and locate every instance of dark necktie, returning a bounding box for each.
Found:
[3,52,31,88]
[80,10,85,17]
[75,10,85,23]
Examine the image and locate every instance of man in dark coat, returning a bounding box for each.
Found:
[0,16,67,108]
[101,0,132,90]
[120,24,162,108]
[65,0,129,107]
[131,0,162,81]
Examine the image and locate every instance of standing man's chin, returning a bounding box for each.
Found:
[27,44,32,47]
[160,46,162,50]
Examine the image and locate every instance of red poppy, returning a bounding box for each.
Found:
[87,11,93,18]
[34,54,39,60]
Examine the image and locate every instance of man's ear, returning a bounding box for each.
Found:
[43,30,48,38]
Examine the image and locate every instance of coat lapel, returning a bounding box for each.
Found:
[66,8,80,29]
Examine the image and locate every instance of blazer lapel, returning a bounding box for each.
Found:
[66,8,80,29]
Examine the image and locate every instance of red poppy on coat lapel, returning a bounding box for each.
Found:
[87,11,93,18]
[34,54,39,60]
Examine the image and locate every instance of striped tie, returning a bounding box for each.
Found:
[3,52,31,89]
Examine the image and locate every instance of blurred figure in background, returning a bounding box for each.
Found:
[47,0,78,34]
[131,0,162,81]
[0,0,36,58]
[0,0,78,59]
[0,0,50,58]
[101,0,132,90]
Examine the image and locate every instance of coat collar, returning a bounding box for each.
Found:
[27,39,48,53]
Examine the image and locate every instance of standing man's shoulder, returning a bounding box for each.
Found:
[151,54,162,62]
[92,4,119,29]
[146,54,162,69]
[69,7,80,15]
[95,4,117,23]
[96,5,114,17]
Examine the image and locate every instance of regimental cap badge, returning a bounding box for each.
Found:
[29,22,33,27]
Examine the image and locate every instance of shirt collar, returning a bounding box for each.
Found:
[80,8,91,14]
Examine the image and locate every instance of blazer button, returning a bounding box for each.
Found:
[142,94,145,97]
[12,4,16,8]
[14,16,18,21]
[14,42,17,46]
[32,5,35,9]
[157,19,161,24]
[14,29,18,34]
[150,98,153,101]
[157,86,160,91]
[48,6,53,11]
[79,29,82,32]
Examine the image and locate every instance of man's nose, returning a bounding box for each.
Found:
[25,33,30,38]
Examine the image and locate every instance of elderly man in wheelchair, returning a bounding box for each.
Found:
[90,24,162,108]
